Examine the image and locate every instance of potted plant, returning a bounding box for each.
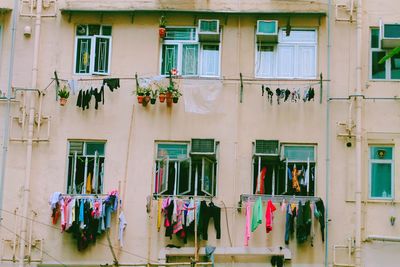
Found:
[172,89,182,104]
[142,87,152,106]
[135,87,145,104]
[159,16,167,38]
[150,89,158,105]
[158,86,167,103]
[58,86,70,106]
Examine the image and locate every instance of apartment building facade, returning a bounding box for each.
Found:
[0,0,400,266]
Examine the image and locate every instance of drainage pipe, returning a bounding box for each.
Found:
[18,0,42,265]
[0,0,19,221]
[354,0,363,266]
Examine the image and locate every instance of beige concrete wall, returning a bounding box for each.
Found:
[1,0,400,266]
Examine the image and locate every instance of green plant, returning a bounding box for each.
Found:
[159,16,167,28]
[151,89,158,99]
[172,89,182,98]
[58,86,70,99]
[134,87,146,96]
[379,46,400,64]
[143,87,152,96]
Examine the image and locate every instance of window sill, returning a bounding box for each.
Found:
[369,79,400,82]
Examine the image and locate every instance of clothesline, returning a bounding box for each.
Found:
[240,194,321,204]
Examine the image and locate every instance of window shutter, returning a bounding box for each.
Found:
[177,159,191,195]
[69,141,84,155]
[201,157,215,196]
[93,36,111,74]
[75,38,92,74]
[161,44,178,75]
[182,44,199,76]
[191,139,215,154]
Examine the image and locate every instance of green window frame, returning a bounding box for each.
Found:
[369,146,394,199]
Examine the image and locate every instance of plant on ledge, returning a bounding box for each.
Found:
[159,15,167,38]
[166,69,182,106]
[58,85,70,106]
[134,87,145,104]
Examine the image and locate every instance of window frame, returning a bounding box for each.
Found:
[255,28,318,79]
[65,140,107,195]
[73,24,112,76]
[369,27,400,81]
[154,141,218,197]
[160,26,221,78]
[368,145,394,200]
[252,143,317,196]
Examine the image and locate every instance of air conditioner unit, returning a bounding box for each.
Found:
[380,22,400,49]
[256,20,278,43]
[254,140,279,156]
[191,138,216,155]
[198,19,220,42]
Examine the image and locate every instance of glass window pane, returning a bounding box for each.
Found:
[161,44,178,75]
[88,25,101,36]
[86,142,105,156]
[371,163,392,198]
[75,38,91,74]
[94,37,110,73]
[157,144,188,160]
[372,51,386,79]
[201,44,219,76]
[390,53,400,79]
[284,146,315,161]
[371,28,379,48]
[165,27,196,41]
[370,146,393,160]
[256,45,274,77]
[280,30,316,43]
[200,21,218,32]
[101,26,112,36]
[182,44,199,76]
[384,24,400,38]
[177,160,191,194]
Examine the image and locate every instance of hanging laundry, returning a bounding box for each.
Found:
[205,246,216,267]
[265,199,276,233]
[284,89,291,102]
[103,78,120,92]
[271,255,284,267]
[265,87,273,104]
[261,85,265,96]
[68,79,79,95]
[49,192,62,224]
[255,167,267,194]
[198,201,221,240]
[276,88,282,105]
[308,87,315,101]
[251,197,263,232]
[284,204,295,245]
[86,173,92,194]
[172,199,184,234]
[244,200,251,246]
[292,166,301,193]
[118,212,128,247]
[314,199,325,242]
[296,200,312,244]
[157,198,162,232]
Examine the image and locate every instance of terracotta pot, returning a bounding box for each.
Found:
[172,97,179,104]
[59,98,67,106]
[159,27,166,38]
[137,95,144,104]
[166,92,173,107]
[142,96,150,106]
[159,94,166,103]
[150,98,156,105]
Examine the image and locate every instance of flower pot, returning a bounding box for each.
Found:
[159,27,166,38]
[172,97,179,104]
[150,98,156,105]
[166,92,173,107]
[142,96,150,106]
[159,94,166,103]
[59,98,67,106]
[137,95,144,104]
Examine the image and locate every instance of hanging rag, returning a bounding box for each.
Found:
[265,199,276,233]
[271,255,284,267]
[86,173,92,194]
[157,198,162,232]
[251,197,263,232]
[284,204,293,245]
[244,200,251,246]
[199,201,221,240]
[205,246,216,267]
[118,212,128,247]
[103,78,120,92]
[314,199,325,242]
[255,167,267,194]
[68,79,79,95]
[172,199,184,234]
[292,166,301,193]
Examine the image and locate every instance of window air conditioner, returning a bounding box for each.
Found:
[256,20,278,43]
[191,139,216,155]
[380,22,400,49]
[254,140,279,156]
[198,19,220,42]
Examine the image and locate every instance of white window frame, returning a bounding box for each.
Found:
[73,25,112,76]
[369,28,400,81]
[154,141,218,197]
[160,26,221,77]
[65,140,106,195]
[369,145,394,200]
[255,28,318,79]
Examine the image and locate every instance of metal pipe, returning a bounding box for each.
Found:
[0,0,19,224]
[19,0,42,265]
[354,0,363,266]
[366,235,400,242]
[325,0,332,265]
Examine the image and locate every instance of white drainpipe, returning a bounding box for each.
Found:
[19,0,42,265]
[354,0,363,266]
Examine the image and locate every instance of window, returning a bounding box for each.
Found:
[74,24,112,75]
[253,143,316,196]
[160,27,220,77]
[255,29,317,79]
[369,146,394,199]
[154,141,217,196]
[67,141,106,194]
[370,28,400,80]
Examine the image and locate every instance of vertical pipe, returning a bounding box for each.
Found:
[354,0,363,266]
[0,0,19,220]
[19,0,42,265]
[325,0,332,265]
